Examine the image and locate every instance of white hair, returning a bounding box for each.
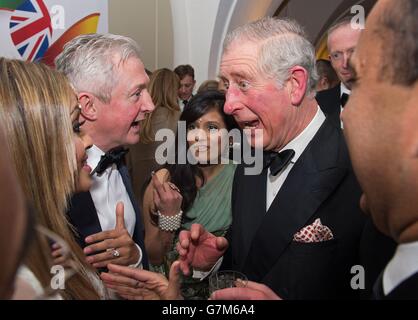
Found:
[223,17,318,94]
[55,33,142,102]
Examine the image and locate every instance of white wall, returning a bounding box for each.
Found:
[170,0,283,86]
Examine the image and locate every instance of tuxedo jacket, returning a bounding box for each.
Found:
[68,162,149,269]
[222,118,395,299]
[316,84,341,126]
[375,271,418,300]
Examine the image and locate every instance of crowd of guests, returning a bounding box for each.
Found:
[0,0,417,300]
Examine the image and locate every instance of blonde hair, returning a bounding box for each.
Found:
[0,58,99,299]
[141,68,180,143]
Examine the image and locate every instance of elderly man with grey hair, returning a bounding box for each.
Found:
[56,34,155,270]
[175,17,394,299]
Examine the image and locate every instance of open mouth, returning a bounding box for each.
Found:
[131,120,140,129]
[243,120,260,130]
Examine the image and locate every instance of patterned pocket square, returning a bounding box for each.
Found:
[293,218,334,243]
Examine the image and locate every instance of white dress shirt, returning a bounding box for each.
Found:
[383,241,418,295]
[178,98,188,112]
[339,83,351,129]
[266,106,326,211]
[87,145,142,266]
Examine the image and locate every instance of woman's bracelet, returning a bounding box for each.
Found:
[157,210,183,232]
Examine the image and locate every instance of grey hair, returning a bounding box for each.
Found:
[223,17,318,94]
[55,33,142,103]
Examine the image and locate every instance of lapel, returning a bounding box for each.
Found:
[118,161,149,269]
[118,163,144,241]
[232,164,268,263]
[68,191,102,248]
[316,85,340,114]
[242,118,349,280]
[316,85,341,127]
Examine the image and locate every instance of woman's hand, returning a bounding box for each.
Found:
[100,260,183,300]
[152,172,182,216]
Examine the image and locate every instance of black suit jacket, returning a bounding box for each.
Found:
[222,117,395,299]
[68,162,149,269]
[316,84,341,126]
[375,271,418,300]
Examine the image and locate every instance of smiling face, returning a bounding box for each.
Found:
[341,0,418,241]
[187,108,229,164]
[220,40,295,151]
[71,102,93,192]
[93,56,155,151]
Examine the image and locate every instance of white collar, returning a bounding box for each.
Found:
[86,144,105,171]
[340,82,351,97]
[279,106,326,164]
[383,241,418,295]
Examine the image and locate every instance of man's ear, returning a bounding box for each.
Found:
[287,66,309,106]
[77,92,97,121]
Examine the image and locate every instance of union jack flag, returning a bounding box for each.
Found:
[9,0,52,62]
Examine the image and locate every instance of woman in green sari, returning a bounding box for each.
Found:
[142,90,238,299]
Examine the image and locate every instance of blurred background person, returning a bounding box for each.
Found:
[315,59,339,92]
[174,64,196,111]
[197,80,220,94]
[316,16,362,126]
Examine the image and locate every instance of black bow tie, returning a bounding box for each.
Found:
[182,100,188,107]
[341,93,349,108]
[91,147,129,175]
[264,149,295,176]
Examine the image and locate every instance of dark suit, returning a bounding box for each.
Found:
[316,84,341,126]
[222,117,394,299]
[374,271,418,300]
[68,161,149,269]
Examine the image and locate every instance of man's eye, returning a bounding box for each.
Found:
[223,81,230,89]
[331,52,342,60]
[238,81,250,90]
[187,124,196,131]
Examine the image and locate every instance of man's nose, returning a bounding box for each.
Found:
[141,90,155,113]
[224,89,242,115]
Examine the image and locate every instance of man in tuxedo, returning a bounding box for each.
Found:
[342,0,418,299]
[316,16,362,127]
[174,64,196,111]
[56,34,155,269]
[177,17,395,299]
[210,0,417,301]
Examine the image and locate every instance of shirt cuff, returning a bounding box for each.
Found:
[193,257,223,280]
[129,244,143,269]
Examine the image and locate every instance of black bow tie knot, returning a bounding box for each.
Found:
[341,93,349,108]
[264,149,295,176]
[91,147,129,175]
